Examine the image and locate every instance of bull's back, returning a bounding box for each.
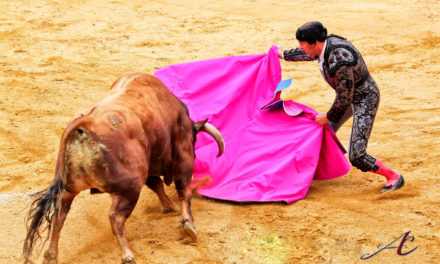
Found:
[105,73,185,126]
[79,73,187,140]
[108,73,194,177]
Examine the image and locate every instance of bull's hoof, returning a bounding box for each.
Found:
[184,221,197,242]
[121,255,136,264]
[162,205,179,214]
[179,222,186,238]
[23,257,35,264]
[179,218,197,243]
[42,251,57,264]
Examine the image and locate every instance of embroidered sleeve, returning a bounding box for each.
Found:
[326,65,355,123]
[283,48,314,61]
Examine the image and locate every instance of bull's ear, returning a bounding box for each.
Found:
[194,119,208,132]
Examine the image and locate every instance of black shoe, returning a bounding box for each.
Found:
[381,175,405,194]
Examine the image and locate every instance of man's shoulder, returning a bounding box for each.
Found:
[326,35,358,51]
[325,35,359,76]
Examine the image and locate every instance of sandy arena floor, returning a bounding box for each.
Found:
[1,0,439,263]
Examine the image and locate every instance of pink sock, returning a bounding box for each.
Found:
[371,159,400,186]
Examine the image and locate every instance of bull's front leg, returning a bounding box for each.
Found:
[174,173,197,243]
[146,176,178,213]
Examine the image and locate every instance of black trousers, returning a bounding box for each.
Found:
[329,81,380,172]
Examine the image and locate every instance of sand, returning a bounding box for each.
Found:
[1,0,439,263]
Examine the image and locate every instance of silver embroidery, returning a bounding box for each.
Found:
[328,47,355,69]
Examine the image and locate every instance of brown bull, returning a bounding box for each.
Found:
[23,73,224,264]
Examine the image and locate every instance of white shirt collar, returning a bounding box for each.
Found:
[319,39,327,62]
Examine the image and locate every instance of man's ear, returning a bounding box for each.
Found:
[194,119,208,132]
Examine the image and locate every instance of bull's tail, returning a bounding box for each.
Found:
[23,115,93,260]
[23,178,63,260]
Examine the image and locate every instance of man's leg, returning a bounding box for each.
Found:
[328,104,353,132]
[348,98,403,193]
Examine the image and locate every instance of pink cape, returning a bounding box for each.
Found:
[154,46,350,204]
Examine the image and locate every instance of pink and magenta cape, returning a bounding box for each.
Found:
[154,46,350,204]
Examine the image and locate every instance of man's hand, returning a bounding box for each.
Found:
[314,113,329,126]
[277,46,284,59]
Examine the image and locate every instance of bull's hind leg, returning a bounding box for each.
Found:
[146,176,178,213]
[43,191,76,264]
[109,189,141,264]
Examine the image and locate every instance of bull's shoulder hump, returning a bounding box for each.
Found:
[109,73,146,92]
[131,73,166,89]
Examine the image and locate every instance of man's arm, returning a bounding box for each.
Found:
[278,46,314,61]
[326,65,355,123]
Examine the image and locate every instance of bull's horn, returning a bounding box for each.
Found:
[201,123,224,157]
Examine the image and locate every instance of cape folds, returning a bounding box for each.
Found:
[154,46,350,204]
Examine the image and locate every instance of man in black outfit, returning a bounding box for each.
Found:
[278,21,404,193]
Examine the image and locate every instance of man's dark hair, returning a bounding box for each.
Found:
[296,21,328,44]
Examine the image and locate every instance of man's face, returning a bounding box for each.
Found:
[299,41,319,57]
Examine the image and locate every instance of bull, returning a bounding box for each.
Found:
[23,73,224,264]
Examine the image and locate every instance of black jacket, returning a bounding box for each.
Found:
[283,35,377,123]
